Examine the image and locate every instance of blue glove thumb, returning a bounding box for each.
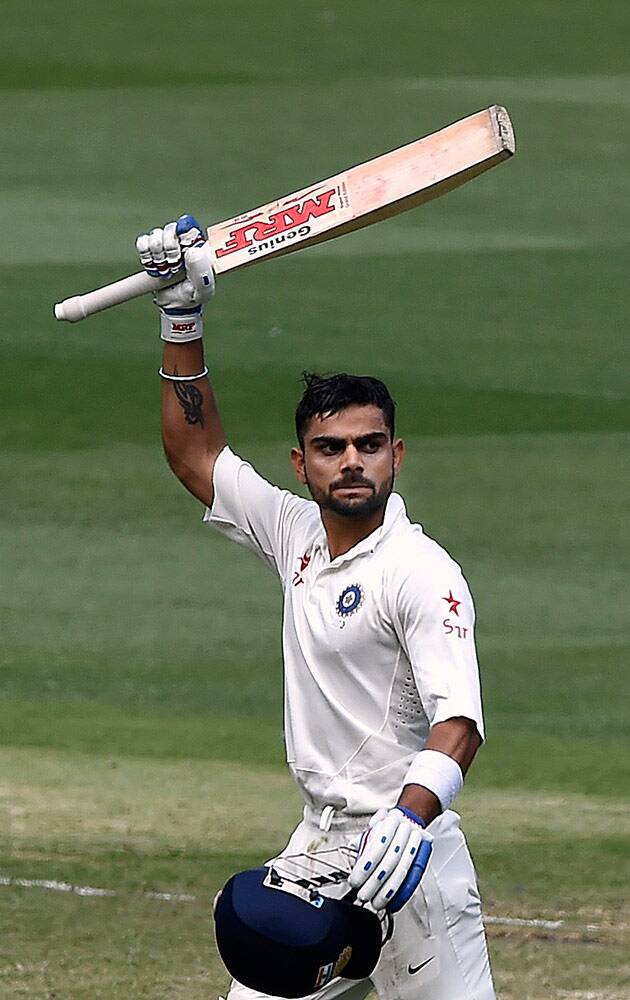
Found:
[176,214,206,248]
[387,839,433,914]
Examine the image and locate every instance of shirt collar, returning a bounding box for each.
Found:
[313,493,408,565]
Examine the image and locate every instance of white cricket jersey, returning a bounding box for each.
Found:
[205,446,485,815]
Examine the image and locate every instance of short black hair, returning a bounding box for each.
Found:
[295,372,396,447]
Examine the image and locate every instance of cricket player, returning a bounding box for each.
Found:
[136,216,496,1000]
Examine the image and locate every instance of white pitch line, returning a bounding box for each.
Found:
[0,874,192,903]
[1,873,593,931]
[0,875,115,897]
[144,889,197,902]
[483,914,565,930]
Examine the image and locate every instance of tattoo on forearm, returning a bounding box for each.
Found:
[171,367,205,427]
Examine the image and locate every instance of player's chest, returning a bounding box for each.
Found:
[285,546,392,649]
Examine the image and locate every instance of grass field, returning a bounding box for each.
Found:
[2,2,630,998]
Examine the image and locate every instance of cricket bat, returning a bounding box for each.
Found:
[54,106,514,323]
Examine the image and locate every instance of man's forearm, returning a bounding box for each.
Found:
[397,717,482,824]
[161,340,227,506]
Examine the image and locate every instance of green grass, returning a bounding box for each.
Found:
[1,747,628,999]
[2,0,630,997]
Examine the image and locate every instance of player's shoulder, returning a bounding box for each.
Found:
[259,473,322,547]
[384,506,467,587]
[211,444,320,538]
[283,490,322,536]
[383,515,474,623]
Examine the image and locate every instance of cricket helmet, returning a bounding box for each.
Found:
[213,866,383,998]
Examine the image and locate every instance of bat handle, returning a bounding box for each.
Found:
[54,269,183,322]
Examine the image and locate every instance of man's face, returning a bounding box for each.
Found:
[291,405,404,519]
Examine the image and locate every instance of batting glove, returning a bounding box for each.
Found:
[348,807,433,913]
[135,214,215,342]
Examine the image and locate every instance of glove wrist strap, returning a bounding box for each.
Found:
[160,307,204,343]
[396,806,427,828]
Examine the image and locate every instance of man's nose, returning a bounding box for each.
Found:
[341,446,363,470]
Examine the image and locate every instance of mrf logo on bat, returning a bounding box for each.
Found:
[213,179,352,265]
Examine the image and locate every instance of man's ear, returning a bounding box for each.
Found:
[290,447,307,484]
[393,438,405,476]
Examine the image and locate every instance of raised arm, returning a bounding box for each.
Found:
[160,340,226,507]
[136,215,227,507]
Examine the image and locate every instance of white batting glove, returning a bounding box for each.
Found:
[348,807,433,913]
[135,214,215,342]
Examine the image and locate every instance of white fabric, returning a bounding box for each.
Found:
[403,749,464,812]
[205,447,485,815]
[225,810,495,1000]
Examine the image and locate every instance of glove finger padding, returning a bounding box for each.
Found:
[348,807,433,912]
[348,811,403,891]
[163,222,184,272]
[356,821,416,905]
[148,228,170,277]
[352,806,387,854]
[136,232,160,278]
[370,826,425,910]
[136,215,212,287]
[136,226,182,281]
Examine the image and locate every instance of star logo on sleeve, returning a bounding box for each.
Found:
[442,590,461,616]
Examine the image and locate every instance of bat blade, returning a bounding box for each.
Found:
[54,106,514,322]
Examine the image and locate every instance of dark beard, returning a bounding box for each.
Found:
[306,467,394,519]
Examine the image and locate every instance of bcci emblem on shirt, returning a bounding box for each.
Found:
[336,584,364,618]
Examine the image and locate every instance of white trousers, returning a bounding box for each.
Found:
[226,806,495,1000]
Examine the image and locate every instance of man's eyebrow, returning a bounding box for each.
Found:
[310,435,344,446]
[310,432,388,446]
[355,432,388,445]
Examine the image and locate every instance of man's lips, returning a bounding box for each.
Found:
[332,482,374,493]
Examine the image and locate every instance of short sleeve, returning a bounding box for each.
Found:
[389,560,485,740]
[203,446,316,578]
